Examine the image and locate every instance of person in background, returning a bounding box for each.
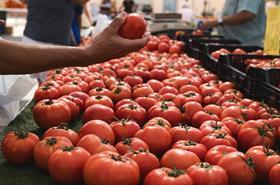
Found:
[201,0,266,46]
[71,5,84,45]
[120,0,137,14]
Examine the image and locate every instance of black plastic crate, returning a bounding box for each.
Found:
[152,29,197,40]
[202,44,263,73]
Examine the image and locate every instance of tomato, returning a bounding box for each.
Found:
[170,125,203,143]
[85,95,114,109]
[146,40,158,51]
[232,48,246,54]
[66,80,89,93]
[60,83,82,95]
[77,134,116,155]
[83,104,115,123]
[161,148,200,170]
[144,117,172,131]
[169,44,181,54]
[33,137,73,170]
[34,85,61,102]
[89,87,113,99]
[79,120,115,144]
[41,80,62,89]
[199,120,232,137]
[203,104,223,117]
[201,133,237,150]
[114,99,138,111]
[59,97,80,119]
[135,96,157,111]
[116,103,147,126]
[123,75,143,87]
[33,99,71,130]
[191,111,220,128]
[221,117,244,138]
[220,106,243,120]
[133,84,154,99]
[84,151,140,185]
[112,86,132,102]
[217,152,256,185]
[48,146,90,185]
[144,167,194,185]
[158,86,178,95]
[43,124,79,145]
[246,147,280,180]
[181,101,203,123]
[110,119,141,141]
[269,163,280,185]
[219,81,235,92]
[1,131,39,165]
[267,117,280,129]
[204,145,237,165]
[158,42,170,53]
[118,13,146,39]
[179,84,200,94]
[62,95,85,111]
[172,140,207,160]
[135,126,171,156]
[148,101,181,127]
[89,79,106,89]
[186,162,228,185]
[237,120,276,151]
[125,149,160,179]
[115,138,149,155]
[147,79,164,92]
[177,91,203,105]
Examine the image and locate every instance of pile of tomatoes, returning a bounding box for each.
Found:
[1,35,280,185]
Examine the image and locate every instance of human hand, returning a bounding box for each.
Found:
[0,20,5,25]
[85,12,150,64]
[200,20,218,30]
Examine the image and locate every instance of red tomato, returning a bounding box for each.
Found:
[191,111,220,128]
[159,86,179,95]
[177,91,203,105]
[60,83,82,95]
[147,79,164,92]
[144,117,172,131]
[114,99,138,111]
[269,163,280,185]
[146,41,158,51]
[170,125,203,143]
[186,162,228,185]
[112,86,132,102]
[237,120,276,151]
[133,84,154,99]
[217,152,256,185]
[201,133,237,150]
[144,167,194,185]
[172,140,207,160]
[125,149,160,179]
[83,104,115,123]
[43,124,79,145]
[204,145,237,165]
[158,42,170,53]
[66,80,89,93]
[1,131,39,165]
[115,138,149,155]
[59,97,80,119]
[179,84,200,94]
[89,87,113,99]
[76,134,116,155]
[199,120,232,137]
[79,120,115,144]
[219,81,235,92]
[48,146,90,185]
[116,103,147,126]
[33,137,73,170]
[33,99,71,130]
[85,95,114,109]
[203,104,223,117]
[135,126,172,156]
[169,44,181,54]
[34,85,61,102]
[135,96,157,111]
[61,95,85,111]
[220,106,243,120]
[110,119,141,141]
[221,117,244,138]
[123,75,143,87]
[232,48,247,54]
[161,148,200,170]
[118,13,146,39]
[83,151,140,185]
[181,101,203,123]
[70,91,90,103]
[246,147,280,180]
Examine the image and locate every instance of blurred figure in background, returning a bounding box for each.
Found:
[120,0,137,13]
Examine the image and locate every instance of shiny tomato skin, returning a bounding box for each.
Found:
[83,151,140,185]
[269,163,280,185]
[135,97,157,111]
[34,85,61,103]
[83,104,115,123]
[199,120,232,137]
[204,145,237,165]
[118,13,146,39]
[33,137,73,171]
[161,149,200,170]
[115,138,149,155]
[186,162,228,185]
[172,140,207,160]
[125,149,160,179]
[79,120,115,145]
[147,79,164,92]
[76,134,116,155]
[33,99,71,130]
[112,86,132,102]
[43,125,79,145]
[1,131,39,165]
[70,91,89,103]
[85,95,114,109]
[201,133,237,150]
[144,117,172,131]
[217,152,256,185]
[191,111,220,128]
[221,117,244,138]
[110,120,141,141]
[170,125,203,143]
[181,101,203,123]
[144,167,194,185]
[116,103,147,126]
[59,97,80,119]
[48,146,91,185]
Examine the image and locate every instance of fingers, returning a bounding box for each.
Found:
[106,12,127,34]
[126,32,151,51]
[0,20,5,25]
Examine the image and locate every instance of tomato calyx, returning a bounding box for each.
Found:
[14,130,28,139]
[184,92,195,97]
[245,157,255,169]
[122,138,132,145]
[57,123,69,130]
[95,87,103,92]
[95,95,103,100]
[184,140,197,146]
[42,85,50,91]
[156,120,165,127]
[111,154,127,162]
[215,133,227,139]
[114,87,122,94]
[166,168,185,177]
[197,162,213,169]
[45,100,54,105]
[258,126,268,137]
[120,119,129,125]
[101,139,110,145]
[234,118,244,125]
[132,148,148,154]
[161,101,169,111]
[62,146,75,152]
[46,137,58,146]
[128,104,138,110]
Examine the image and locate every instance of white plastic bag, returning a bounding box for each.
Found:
[92,14,112,38]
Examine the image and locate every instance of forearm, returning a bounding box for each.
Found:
[0,40,91,74]
[222,11,255,25]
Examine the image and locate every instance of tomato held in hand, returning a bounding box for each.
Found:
[48,146,90,185]
[186,162,228,185]
[1,130,39,165]
[83,151,140,185]
[33,137,73,171]
[33,99,71,130]
[144,167,194,185]
[118,13,146,39]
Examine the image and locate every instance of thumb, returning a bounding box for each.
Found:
[127,32,151,51]
[107,12,127,34]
